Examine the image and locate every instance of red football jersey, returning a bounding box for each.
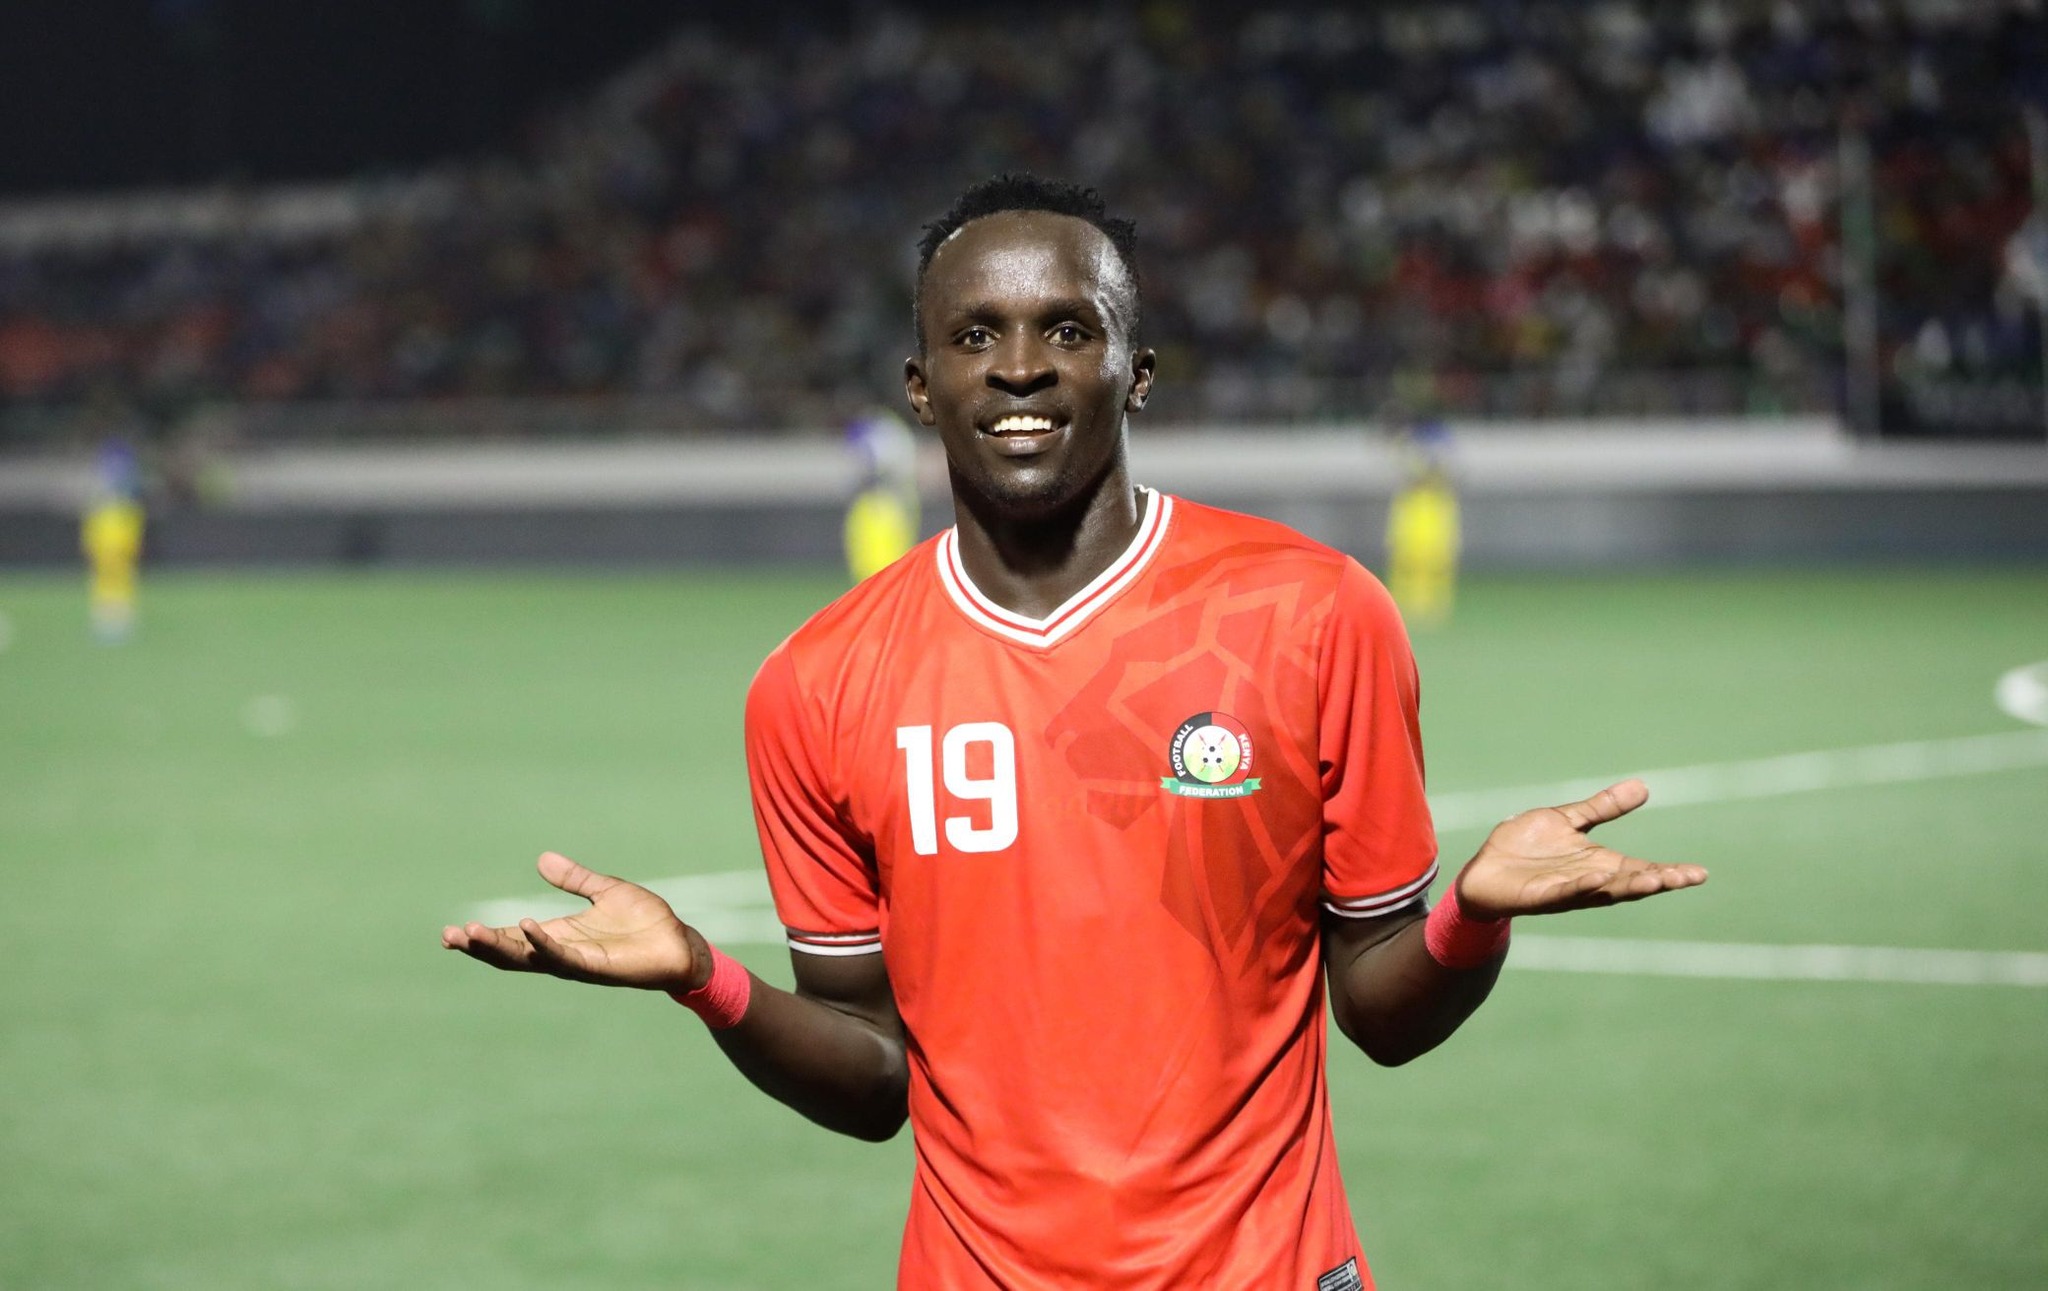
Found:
[745,489,1437,1289]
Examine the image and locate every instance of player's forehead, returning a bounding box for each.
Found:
[922,210,1130,323]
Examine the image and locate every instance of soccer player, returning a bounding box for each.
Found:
[443,176,1707,1289]
[1384,420,1460,627]
[81,437,145,643]
[843,408,921,582]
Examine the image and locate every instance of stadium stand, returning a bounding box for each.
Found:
[0,0,2042,447]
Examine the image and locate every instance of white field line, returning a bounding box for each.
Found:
[1510,936,2048,987]
[1427,728,2048,832]
[461,728,2048,987]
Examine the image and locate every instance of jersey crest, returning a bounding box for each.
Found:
[1161,711,1262,798]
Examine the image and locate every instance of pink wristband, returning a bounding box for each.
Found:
[1424,883,1511,969]
[669,943,752,1030]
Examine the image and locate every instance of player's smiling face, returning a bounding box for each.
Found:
[906,211,1154,520]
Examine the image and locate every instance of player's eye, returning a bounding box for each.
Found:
[957,326,993,348]
[1050,323,1088,345]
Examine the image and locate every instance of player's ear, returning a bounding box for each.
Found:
[1126,347,1157,413]
[904,356,938,426]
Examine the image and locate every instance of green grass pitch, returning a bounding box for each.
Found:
[2,566,2043,1288]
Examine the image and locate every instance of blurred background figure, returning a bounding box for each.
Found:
[1385,418,1460,627]
[843,407,920,582]
[80,436,144,642]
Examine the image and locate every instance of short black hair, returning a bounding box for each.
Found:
[913,173,1141,346]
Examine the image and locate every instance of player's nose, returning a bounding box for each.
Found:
[986,334,1055,395]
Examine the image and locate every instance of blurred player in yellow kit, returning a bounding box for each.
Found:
[1385,421,1459,627]
[82,438,145,643]
[844,409,920,582]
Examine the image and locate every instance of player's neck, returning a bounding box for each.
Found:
[949,468,1143,621]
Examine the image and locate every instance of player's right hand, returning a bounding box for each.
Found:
[440,852,710,993]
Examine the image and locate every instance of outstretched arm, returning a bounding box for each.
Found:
[443,852,908,1141]
[1323,779,1707,1067]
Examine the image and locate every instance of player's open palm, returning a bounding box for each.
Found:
[1454,779,1708,920]
[441,852,706,992]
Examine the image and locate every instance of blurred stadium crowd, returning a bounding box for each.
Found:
[0,0,2042,444]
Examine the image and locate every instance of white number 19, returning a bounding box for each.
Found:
[894,722,1018,855]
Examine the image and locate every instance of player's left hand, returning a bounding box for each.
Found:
[1453,779,1707,920]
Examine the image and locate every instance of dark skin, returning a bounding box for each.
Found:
[441,210,1707,1137]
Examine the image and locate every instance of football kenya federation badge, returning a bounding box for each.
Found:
[1161,712,1262,798]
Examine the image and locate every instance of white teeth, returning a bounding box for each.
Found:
[989,415,1057,434]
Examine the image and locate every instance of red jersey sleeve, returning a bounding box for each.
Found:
[744,643,883,956]
[1316,558,1439,917]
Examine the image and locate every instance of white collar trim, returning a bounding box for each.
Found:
[936,488,1173,647]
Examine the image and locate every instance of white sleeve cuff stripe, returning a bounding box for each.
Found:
[1323,862,1439,917]
[787,938,885,957]
[1324,895,1427,919]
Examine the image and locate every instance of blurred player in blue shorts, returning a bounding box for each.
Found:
[81,438,145,643]
[1385,419,1459,627]
[844,408,921,582]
